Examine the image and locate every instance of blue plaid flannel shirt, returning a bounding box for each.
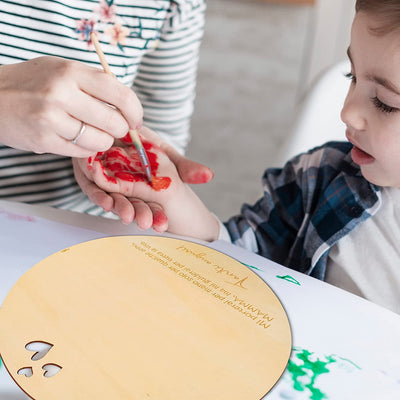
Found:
[225,141,382,280]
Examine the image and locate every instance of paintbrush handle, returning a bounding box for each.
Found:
[90,31,152,183]
[130,129,152,181]
[90,32,113,76]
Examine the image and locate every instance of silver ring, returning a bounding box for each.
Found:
[71,122,87,144]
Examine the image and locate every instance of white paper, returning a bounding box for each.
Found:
[0,200,399,400]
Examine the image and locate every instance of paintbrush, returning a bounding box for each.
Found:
[90,31,152,184]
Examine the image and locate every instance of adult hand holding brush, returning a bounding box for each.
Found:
[71,32,215,228]
[0,56,143,157]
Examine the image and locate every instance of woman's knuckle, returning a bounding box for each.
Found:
[97,135,114,151]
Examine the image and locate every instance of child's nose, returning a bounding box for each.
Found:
[340,89,367,132]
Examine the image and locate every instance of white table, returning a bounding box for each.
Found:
[1,200,399,399]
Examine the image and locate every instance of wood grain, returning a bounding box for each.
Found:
[0,236,291,400]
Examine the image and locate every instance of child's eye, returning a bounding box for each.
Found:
[344,72,356,84]
[371,96,399,114]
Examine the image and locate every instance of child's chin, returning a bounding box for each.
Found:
[360,167,393,187]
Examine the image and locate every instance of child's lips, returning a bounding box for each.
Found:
[350,144,375,165]
[346,132,375,165]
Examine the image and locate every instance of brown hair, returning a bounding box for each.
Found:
[356,0,400,35]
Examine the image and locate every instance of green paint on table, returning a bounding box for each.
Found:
[287,348,337,400]
[241,262,262,271]
[276,275,301,285]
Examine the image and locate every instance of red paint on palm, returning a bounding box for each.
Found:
[90,140,171,191]
[150,176,171,191]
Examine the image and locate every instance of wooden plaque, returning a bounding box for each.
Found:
[0,236,291,399]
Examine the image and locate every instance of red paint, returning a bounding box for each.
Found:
[89,139,171,191]
[153,210,168,227]
[150,176,171,191]
[121,132,133,144]
[186,170,214,184]
[0,209,36,222]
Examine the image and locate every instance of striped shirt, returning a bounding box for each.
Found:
[0,0,205,214]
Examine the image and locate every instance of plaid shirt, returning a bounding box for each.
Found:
[225,142,382,280]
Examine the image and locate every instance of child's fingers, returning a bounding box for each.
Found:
[128,199,153,230]
[72,158,114,211]
[88,188,114,212]
[111,195,168,230]
[174,157,214,184]
[109,193,135,224]
[147,202,168,233]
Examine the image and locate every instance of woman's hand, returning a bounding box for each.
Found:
[0,56,143,157]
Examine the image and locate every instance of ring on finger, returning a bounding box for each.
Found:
[71,122,87,144]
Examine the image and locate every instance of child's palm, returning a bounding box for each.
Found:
[87,142,179,204]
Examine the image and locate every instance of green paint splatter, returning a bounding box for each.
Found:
[286,348,337,400]
[276,275,301,285]
[334,356,361,370]
[241,262,262,271]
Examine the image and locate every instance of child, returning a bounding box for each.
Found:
[0,0,210,219]
[77,0,400,314]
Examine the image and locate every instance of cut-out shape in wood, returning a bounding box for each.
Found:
[17,367,33,378]
[26,341,53,361]
[42,363,62,378]
[14,342,61,382]
[0,236,291,399]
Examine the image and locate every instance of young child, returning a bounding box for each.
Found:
[0,0,210,219]
[78,0,400,314]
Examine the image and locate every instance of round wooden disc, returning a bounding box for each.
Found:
[0,236,291,399]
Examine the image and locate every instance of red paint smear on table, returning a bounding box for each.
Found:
[89,135,171,191]
[0,209,36,222]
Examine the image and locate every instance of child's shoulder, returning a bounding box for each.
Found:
[290,141,355,172]
[298,140,352,160]
[267,141,359,187]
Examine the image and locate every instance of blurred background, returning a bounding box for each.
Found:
[186,0,355,220]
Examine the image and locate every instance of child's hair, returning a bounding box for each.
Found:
[356,0,400,35]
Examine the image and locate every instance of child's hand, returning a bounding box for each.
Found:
[83,139,181,201]
[74,135,182,232]
[73,158,168,232]
[74,130,219,240]
[73,126,215,232]
[137,126,214,185]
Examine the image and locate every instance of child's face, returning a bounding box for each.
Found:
[341,11,400,187]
